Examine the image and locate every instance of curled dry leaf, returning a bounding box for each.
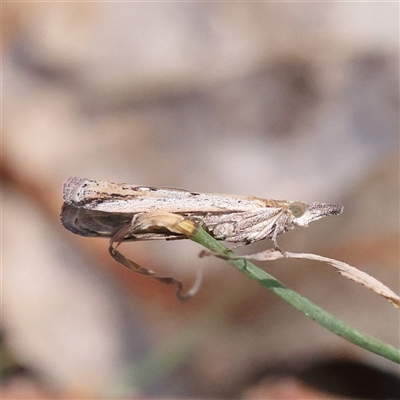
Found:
[132,211,199,237]
[109,212,201,301]
[202,248,400,309]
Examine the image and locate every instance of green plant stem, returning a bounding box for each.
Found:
[190,227,400,364]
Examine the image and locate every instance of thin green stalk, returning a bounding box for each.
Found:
[190,227,400,364]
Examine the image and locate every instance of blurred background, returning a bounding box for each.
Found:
[2,3,399,399]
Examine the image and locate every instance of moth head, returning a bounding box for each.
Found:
[289,201,343,227]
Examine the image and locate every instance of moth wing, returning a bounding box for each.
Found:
[60,204,184,240]
[203,207,285,243]
[62,177,270,214]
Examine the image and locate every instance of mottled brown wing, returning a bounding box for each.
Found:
[60,203,185,241]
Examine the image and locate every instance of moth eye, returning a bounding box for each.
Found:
[289,202,307,218]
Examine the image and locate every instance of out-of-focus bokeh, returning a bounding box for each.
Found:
[2,3,399,399]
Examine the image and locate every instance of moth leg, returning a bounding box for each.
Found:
[271,229,286,257]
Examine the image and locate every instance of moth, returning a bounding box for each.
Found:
[60,176,343,299]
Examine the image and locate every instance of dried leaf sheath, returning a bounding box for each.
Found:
[109,215,201,300]
[201,248,400,309]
